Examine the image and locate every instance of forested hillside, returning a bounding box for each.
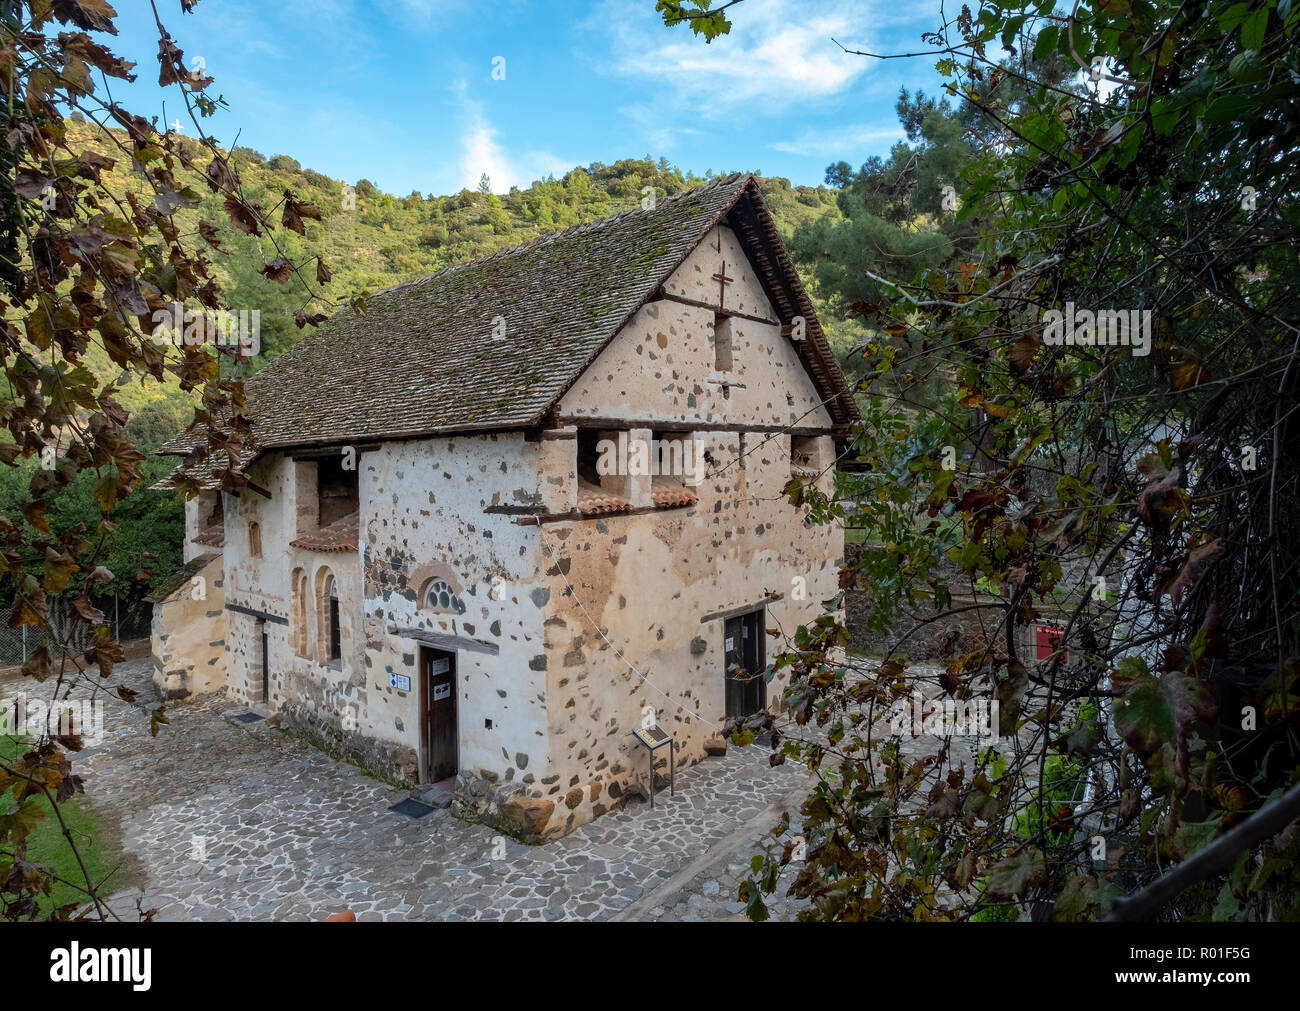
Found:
[4,120,855,612]
[65,120,851,431]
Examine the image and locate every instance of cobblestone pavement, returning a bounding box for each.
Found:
[71,659,831,921]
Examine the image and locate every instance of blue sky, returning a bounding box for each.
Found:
[109,0,948,196]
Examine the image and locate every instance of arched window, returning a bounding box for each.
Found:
[316,567,341,665]
[422,577,463,614]
[291,568,309,658]
[327,577,341,662]
[249,520,262,557]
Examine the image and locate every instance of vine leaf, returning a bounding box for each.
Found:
[1113,657,1217,784]
[986,846,1048,899]
[1158,538,1222,607]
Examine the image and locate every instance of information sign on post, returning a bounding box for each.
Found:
[632,724,675,808]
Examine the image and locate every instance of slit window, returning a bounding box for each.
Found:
[327,576,341,663]
[713,314,733,372]
[291,568,310,658]
[791,435,820,477]
[316,568,341,665]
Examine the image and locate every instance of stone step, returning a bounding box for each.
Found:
[410,782,455,808]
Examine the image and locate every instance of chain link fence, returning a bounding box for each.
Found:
[0,594,153,669]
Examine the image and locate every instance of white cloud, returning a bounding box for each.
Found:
[526,151,579,182]
[459,117,514,192]
[771,123,905,157]
[592,0,874,114]
[452,95,572,192]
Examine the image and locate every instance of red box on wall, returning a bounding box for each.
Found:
[1035,625,1066,662]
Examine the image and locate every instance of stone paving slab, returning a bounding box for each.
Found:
[66,659,827,921]
[45,657,997,922]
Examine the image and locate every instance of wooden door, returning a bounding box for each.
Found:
[724,610,766,719]
[259,620,269,704]
[422,648,458,782]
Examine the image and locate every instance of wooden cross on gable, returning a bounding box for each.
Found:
[712,260,734,309]
[711,224,733,307]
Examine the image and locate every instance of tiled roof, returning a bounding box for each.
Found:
[146,551,220,603]
[149,447,248,493]
[651,479,698,508]
[576,481,630,515]
[574,479,698,515]
[289,511,358,552]
[192,523,225,547]
[157,174,858,480]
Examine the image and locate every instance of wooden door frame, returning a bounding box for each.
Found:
[419,646,429,782]
[723,606,767,721]
[258,618,269,707]
[744,607,766,712]
[418,645,459,784]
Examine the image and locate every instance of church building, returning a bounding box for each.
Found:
[150,173,857,840]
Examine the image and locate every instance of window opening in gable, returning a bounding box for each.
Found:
[713,314,733,372]
[791,435,821,478]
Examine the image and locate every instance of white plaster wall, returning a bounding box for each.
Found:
[360,433,555,784]
[219,452,365,739]
[182,496,201,563]
[182,492,219,563]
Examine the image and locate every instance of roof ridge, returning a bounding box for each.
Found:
[367,173,753,302]
[149,167,865,490]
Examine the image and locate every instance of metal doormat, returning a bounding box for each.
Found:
[231,712,265,723]
[389,798,435,819]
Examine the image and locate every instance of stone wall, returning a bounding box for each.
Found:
[279,701,419,785]
[150,552,226,700]
[511,225,842,839]
[528,430,840,839]
[358,431,552,789]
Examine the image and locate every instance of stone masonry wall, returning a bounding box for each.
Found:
[359,432,551,792]
[157,221,848,841]
[150,553,226,700]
